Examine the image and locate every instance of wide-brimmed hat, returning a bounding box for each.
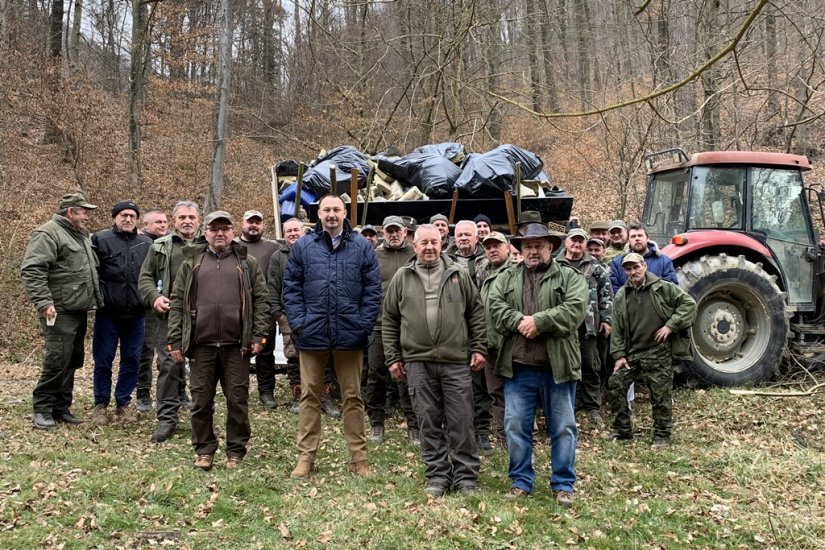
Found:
[510,223,564,251]
[515,210,542,226]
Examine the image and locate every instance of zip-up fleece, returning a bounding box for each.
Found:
[382,255,487,366]
[167,241,269,356]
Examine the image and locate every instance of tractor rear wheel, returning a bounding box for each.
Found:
[678,254,787,386]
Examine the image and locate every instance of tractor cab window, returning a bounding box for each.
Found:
[750,168,809,244]
[687,166,745,230]
[643,169,689,244]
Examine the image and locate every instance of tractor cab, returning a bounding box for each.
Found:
[641,148,825,385]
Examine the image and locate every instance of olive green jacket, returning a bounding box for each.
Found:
[138,230,200,315]
[488,260,588,382]
[611,272,697,362]
[21,214,103,313]
[168,242,269,356]
[478,258,512,353]
[382,255,486,366]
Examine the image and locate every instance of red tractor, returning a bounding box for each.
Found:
[642,148,825,386]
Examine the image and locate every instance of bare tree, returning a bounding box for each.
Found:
[127,0,150,188]
[206,0,233,212]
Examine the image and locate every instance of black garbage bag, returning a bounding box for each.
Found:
[302,146,370,197]
[454,144,544,197]
[376,153,461,199]
[276,159,300,177]
[412,142,465,163]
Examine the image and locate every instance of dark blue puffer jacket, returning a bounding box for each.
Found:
[283,219,381,350]
[609,240,678,293]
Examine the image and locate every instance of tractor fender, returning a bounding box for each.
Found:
[660,230,779,273]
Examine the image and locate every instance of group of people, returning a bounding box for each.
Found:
[21,192,697,507]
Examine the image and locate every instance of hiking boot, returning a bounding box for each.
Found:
[259,392,277,410]
[555,490,575,508]
[55,411,83,425]
[179,393,193,410]
[91,404,109,426]
[349,460,371,477]
[32,412,57,429]
[226,456,243,469]
[504,487,529,500]
[289,385,301,414]
[320,384,340,418]
[602,429,633,441]
[407,428,420,447]
[588,410,604,426]
[651,436,670,450]
[475,433,492,455]
[194,454,214,471]
[115,403,139,422]
[136,395,153,413]
[457,485,476,497]
[290,460,315,478]
[150,425,176,443]
[424,484,447,498]
[369,425,385,444]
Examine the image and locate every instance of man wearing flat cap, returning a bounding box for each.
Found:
[237,209,282,410]
[606,253,696,450]
[89,201,153,425]
[168,210,269,470]
[603,220,627,264]
[488,222,587,507]
[22,193,104,429]
[589,221,610,244]
[365,215,418,445]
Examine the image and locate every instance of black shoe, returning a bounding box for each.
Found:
[136,395,152,413]
[179,394,193,410]
[55,412,83,425]
[259,392,277,410]
[320,399,341,418]
[475,433,492,455]
[150,425,176,443]
[32,412,56,429]
[602,429,633,441]
[289,399,300,414]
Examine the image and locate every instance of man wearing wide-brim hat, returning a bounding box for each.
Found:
[487,222,588,507]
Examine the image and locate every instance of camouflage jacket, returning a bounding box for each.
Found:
[557,252,613,337]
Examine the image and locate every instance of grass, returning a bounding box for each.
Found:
[0,365,823,549]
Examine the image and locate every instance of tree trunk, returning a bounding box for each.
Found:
[49,0,63,57]
[127,0,149,188]
[698,0,721,150]
[538,0,559,112]
[68,0,81,64]
[206,0,233,212]
[572,0,590,112]
[764,4,779,117]
[525,0,541,112]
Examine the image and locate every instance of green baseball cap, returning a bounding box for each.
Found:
[567,228,588,240]
[382,215,405,229]
[59,193,97,210]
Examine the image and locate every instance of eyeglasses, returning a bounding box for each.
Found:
[207,226,233,234]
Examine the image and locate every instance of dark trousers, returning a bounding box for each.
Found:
[575,335,602,411]
[597,333,612,390]
[366,329,417,430]
[154,317,181,429]
[406,361,479,490]
[256,326,278,394]
[33,311,87,416]
[189,344,251,458]
[607,347,674,438]
[92,313,143,408]
[483,351,505,442]
[137,313,158,397]
[472,368,492,436]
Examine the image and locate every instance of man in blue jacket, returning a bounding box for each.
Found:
[609,222,678,293]
[284,194,381,478]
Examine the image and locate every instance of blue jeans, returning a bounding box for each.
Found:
[504,365,577,493]
[92,314,144,408]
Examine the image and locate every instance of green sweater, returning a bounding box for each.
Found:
[488,259,588,382]
[611,272,697,362]
[382,255,487,366]
[138,230,201,314]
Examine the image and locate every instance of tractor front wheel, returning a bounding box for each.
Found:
[678,254,787,386]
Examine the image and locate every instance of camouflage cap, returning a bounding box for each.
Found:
[360,224,377,235]
[567,228,588,240]
[59,193,97,210]
[382,215,405,229]
[243,209,264,221]
[621,252,646,265]
[482,231,508,245]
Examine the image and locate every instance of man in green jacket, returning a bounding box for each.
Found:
[138,200,201,443]
[167,211,269,470]
[488,223,588,507]
[606,253,697,449]
[22,193,103,429]
[383,224,487,498]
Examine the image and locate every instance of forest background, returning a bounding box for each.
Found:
[1,0,824,358]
